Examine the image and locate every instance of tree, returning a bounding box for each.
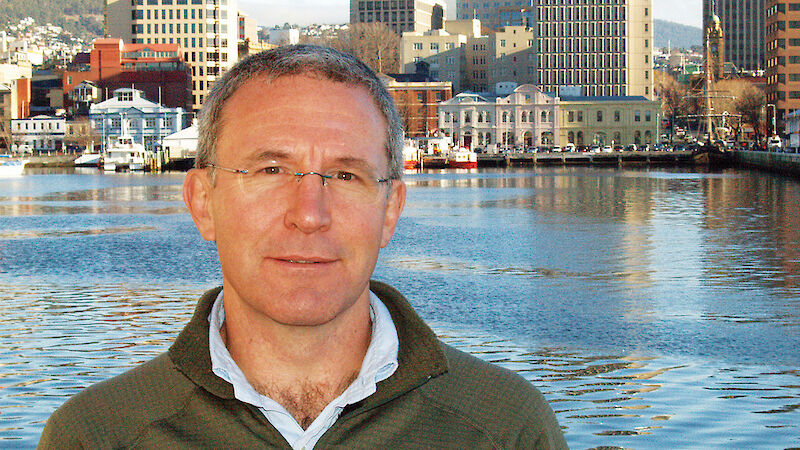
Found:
[0,121,12,152]
[654,70,688,144]
[735,83,766,143]
[329,23,400,74]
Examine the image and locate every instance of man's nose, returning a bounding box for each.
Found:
[283,173,333,233]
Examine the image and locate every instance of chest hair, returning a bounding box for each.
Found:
[254,372,359,429]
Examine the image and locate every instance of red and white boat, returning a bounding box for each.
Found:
[447,148,477,169]
[403,142,420,169]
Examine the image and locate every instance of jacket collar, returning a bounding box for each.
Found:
[168,281,449,403]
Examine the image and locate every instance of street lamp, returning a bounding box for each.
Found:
[767,103,776,137]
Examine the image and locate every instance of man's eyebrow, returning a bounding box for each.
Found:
[332,156,379,173]
[243,150,291,165]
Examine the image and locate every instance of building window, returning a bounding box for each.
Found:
[413,42,422,50]
[614,110,620,122]
[635,110,641,122]
[596,110,603,122]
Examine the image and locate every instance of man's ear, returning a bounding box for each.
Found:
[183,168,216,241]
[380,180,406,248]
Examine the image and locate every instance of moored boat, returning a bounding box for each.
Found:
[447,148,478,169]
[403,141,420,169]
[103,136,148,172]
[0,157,28,177]
[74,151,102,167]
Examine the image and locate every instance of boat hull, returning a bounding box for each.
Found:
[404,160,420,169]
[447,160,477,169]
[0,162,26,177]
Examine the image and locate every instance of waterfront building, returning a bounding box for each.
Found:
[0,77,31,150]
[703,0,765,73]
[105,0,239,111]
[11,115,65,152]
[400,19,477,92]
[162,123,197,161]
[350,0,446,34]
[535,0,654,99]
[64,118,100,151]
[89,88,185,152]
[381,74,452,137]
[766,0,800,134]
[784,109,800,151]
[437,84,559,150]
[558,94,660,147]
[62,39,192,116]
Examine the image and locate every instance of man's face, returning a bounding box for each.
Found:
[184,74,405,327]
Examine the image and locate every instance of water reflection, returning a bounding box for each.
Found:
[2,167,800,447]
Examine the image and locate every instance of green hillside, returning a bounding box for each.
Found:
[0,0,103,39]
[654,19,702,51]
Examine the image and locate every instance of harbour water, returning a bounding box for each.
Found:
[0,166,798,448]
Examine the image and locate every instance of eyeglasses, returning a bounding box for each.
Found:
[207,163,393,204]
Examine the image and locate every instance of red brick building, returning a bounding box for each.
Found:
[381,75,452,138]
[62,38,191,115]
[766,0,800,134]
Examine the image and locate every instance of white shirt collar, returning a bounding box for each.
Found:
[208,290,399,449]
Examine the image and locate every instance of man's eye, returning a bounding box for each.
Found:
[335,172,355,181]
[261,166,282,175]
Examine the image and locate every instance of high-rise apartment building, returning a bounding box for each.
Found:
[703,0,766,72]
[350,0,446,34]
[105,0,239,111]
[766,0,800,132]
[535,0,653,98]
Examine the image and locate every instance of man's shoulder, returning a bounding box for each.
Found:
[39,353,197,448]
[419,343,566,448]
[427,343,547,410]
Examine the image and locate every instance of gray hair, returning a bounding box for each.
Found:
[195,44,403,179]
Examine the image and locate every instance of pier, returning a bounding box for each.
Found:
[423,150,695,168]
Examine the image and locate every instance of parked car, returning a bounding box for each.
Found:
[564,143,576,152]
[602,145,613,153]
[589,145,601,153]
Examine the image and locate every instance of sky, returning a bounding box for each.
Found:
[239,0,704,28]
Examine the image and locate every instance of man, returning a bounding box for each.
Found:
[39,45,566,449]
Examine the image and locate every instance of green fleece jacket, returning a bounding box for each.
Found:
[39,280,567,449]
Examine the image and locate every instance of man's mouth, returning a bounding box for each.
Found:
[287,259,319,264]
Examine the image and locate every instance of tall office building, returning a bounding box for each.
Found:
[766,0,800,132]
[350,0,446,34]
[535,0,654,98]
[456,0,534,30]
[105,0,239,111]
[703,0,766,72]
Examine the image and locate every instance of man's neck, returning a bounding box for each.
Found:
[220,290,373,428]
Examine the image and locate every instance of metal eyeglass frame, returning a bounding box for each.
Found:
[206,163,392,188]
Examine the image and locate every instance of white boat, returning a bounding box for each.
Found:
[74,151,102,167]
[0,158,28,177]
[103,136,148,172]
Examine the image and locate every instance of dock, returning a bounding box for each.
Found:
[423,150,695,168]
